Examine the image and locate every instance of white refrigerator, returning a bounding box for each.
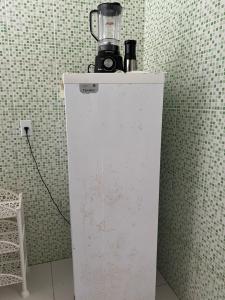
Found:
[63,73,164,300]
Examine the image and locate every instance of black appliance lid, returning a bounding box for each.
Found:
[97,2,123,16]
[125,40,137,59]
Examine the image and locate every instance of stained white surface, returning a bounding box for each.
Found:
[0,260,178,300]
[64,77,164,300]
[63,72,165,84]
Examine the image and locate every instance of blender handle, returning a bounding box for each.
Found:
[89,9,99,42]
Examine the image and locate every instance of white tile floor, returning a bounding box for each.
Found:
[0,258,178,300]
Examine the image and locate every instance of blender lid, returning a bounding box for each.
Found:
[97,2,122,16]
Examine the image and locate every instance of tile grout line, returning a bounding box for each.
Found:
[50,262,56,300]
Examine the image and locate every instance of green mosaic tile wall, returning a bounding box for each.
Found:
[0,0,145,265]
[144,0,225,299]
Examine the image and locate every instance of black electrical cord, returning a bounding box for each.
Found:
[24,127,70,225]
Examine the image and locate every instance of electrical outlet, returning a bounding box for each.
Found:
[20,120,32,136]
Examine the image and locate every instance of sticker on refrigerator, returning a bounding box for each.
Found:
[79,83,99,94]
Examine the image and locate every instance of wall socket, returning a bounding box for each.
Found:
[20,120,32,136]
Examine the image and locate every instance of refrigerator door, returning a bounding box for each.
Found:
[64,77,164,300]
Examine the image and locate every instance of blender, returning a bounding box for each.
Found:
[89,2,124,73]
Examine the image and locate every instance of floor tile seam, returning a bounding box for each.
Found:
[50,262,56,300]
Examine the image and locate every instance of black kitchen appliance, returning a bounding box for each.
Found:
[124,40,137,72]
[89,2,124,73]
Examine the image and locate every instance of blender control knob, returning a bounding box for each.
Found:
[103,58,114,69]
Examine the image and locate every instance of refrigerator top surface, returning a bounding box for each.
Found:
[63,72,165,84]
